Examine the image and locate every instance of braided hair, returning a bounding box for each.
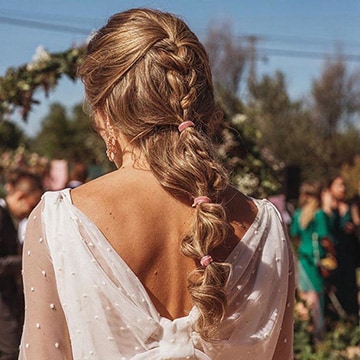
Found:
[78,8,232,341]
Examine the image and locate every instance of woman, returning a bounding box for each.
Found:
[290,181,334,341]
[19,9,294,359]
[325,176,359,323]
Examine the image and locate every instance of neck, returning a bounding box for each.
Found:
[119,146,149,171]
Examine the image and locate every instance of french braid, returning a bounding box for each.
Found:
[78,8,231,341]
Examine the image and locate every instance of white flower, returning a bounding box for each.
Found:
[233,173,259,195]
[27,45,51,71]
[232,114,247,126]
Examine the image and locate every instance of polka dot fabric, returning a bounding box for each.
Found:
[19,189,294,359]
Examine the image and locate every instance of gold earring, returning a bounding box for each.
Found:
[106,136,117,162]
[105,121,117,162]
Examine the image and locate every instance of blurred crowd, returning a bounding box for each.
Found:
[277,176,360,344]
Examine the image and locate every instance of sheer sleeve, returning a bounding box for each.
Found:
[272,246,295,359]
[19,202,73,359]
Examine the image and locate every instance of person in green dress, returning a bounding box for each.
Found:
[291,180,335,341]
[324,176,359,323]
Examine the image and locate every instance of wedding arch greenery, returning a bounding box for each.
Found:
[0,45,85,121]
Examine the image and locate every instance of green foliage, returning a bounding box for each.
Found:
[203,24,282,196]
[217,113,280,197]
[0,119,27,150]
[311,54,360,140]
[248,71,293,114]
[0,46,85,121]
[30,102,113,172]
[294,315,360,360]
[205,22,248,98]
[31,103,72,158]
[247,66,360,185]
[247,72,313,168]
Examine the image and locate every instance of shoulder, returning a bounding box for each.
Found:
[71,168,160,205]
[224,187,259,227]
[39,189,71,209]
[30,190,74,230]
[69,168,166,228]
[261,198,289,224]
[69,170,123,211]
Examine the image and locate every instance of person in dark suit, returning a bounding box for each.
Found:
[0,170,43,360]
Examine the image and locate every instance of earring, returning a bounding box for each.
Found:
[106,136,117,162]
[105,121,117,162]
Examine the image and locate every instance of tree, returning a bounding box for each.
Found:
[309,54,360,177]
[30,102,113,171]
[0,119,27,150]
[311,54,360,140]
[32,103,72,158]
[247,71,318,182]
[217,114,281,197]
[247,58,360,184]
[204,22,248,115]
[204,24,281,196]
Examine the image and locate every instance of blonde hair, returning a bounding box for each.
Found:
[78,8,231,341]
[299,181,322,229]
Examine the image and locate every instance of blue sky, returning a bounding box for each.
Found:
[1,0,360,136]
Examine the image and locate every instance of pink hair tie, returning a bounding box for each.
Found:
[178,121,195,132]
[200,255,214,267]
[192,196,211,207]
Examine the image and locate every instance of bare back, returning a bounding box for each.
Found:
[71,167,258,320]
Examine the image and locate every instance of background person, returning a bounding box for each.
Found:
[20,8,295,360]
[0,170,43,360]
[325,175,359,323]
[350,179,360,245]
[290,180,334,341]
[66,161,88,189]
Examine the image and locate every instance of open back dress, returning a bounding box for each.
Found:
[19,189,294,360]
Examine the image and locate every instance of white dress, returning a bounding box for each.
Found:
[19,189,294,359]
